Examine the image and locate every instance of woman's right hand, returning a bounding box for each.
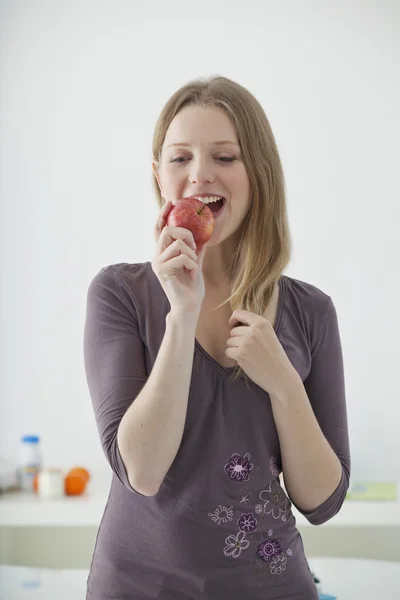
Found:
[152,200,209,317]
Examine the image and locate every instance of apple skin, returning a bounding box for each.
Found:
[166,197,215,246]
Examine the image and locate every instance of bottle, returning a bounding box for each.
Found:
[18,435,42,492]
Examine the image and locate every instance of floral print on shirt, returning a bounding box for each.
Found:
[224,452,254,482]
[238,512,257,532]
[224,531,250,558]
[208,505,234,525]
[259,479,290,520]
[210,452,293,578]
[257,538,282,562]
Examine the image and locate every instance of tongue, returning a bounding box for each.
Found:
[208,199,223,214]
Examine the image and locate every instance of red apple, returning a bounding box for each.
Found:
[166,197,215,246]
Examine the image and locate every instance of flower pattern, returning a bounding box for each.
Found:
[270,553,288,575]
[257,538,283,562]
[259,479,290,519]
[208,505,234,525]
[238,512,257,533]
[224,531,250,558]
[224,452,254,482]
[211,451,293,577]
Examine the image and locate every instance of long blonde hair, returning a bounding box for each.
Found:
[151,75,292,384]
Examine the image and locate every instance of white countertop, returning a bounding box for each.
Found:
[1,558,400,599]
[1,474,400,527]
[0,476,112,526]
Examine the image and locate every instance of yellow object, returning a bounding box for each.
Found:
[346,482,397,501]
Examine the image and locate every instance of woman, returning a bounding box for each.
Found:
[83,75,350,599]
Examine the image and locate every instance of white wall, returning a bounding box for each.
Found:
[1,0,399,483]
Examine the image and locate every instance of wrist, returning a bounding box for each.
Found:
[271,371,303,403]
[167,310,199,329]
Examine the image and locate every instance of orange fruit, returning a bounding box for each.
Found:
[66,467,90,484]
[64,473,86,496]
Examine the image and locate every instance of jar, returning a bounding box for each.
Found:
[18,435,41,492]
[37,468,64,499]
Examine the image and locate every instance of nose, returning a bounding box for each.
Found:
[189,157,216,184]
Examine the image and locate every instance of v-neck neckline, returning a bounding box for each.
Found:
[194,275,287,377]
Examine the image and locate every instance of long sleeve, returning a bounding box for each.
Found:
[292,297,351,525]
[83,265,148,494]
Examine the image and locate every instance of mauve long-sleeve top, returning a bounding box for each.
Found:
[83,262,350,600]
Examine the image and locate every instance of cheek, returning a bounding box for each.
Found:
[233,192,252,219]
[231,167,251,198]
[162,172,184,198]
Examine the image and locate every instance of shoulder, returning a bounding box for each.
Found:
[87,262,167,326]
[88,262,154,294]
[281,274,338,348]
[87,261,156,310]
[282,274,333,316]
[92,261,152,284]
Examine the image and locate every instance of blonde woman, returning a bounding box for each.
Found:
[84,75,350,599]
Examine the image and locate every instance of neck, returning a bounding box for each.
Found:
[202,241,235,288]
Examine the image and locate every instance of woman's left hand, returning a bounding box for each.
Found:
[226,309,298,395]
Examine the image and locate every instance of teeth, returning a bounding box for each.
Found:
[193,196,223,204]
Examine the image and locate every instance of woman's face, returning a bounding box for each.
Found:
[152,105,252,247]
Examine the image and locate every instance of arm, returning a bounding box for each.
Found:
[117,308,198,496]
[270,298,350,525]
[83,266,198,497]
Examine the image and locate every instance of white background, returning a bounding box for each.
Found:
[1,0,399,483]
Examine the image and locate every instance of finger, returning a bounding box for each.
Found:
[154,200,171,238]
[154,200,172,241]
[229,325,248,336]
[158,226,197,254]
[159,253,199,275]
[226,337,240,347]
[159,238,198,264]
[229,310,251,328]
[225,347,238,362]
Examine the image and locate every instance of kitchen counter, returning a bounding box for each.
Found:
[1,474,400,527]
[2,475,400,567]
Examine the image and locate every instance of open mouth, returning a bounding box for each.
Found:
[182,195,226,216]
[207,198,225,215]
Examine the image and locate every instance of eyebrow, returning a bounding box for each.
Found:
[166,141,240,149]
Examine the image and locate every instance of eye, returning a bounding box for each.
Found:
[170,157,236,164]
